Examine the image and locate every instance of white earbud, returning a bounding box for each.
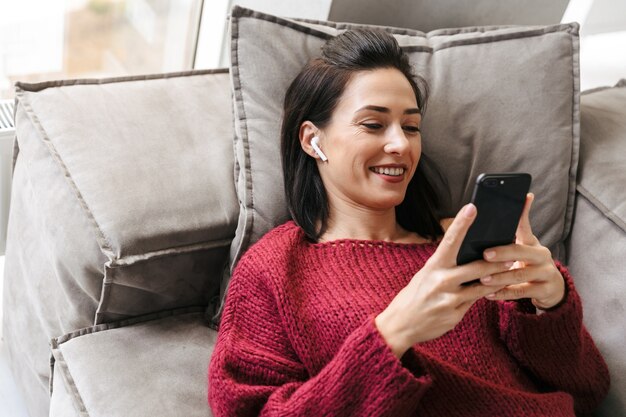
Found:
[311,136,328,162]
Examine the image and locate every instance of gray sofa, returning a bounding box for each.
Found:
[3,7,626,417]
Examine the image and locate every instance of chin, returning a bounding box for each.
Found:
[367,194,406,210]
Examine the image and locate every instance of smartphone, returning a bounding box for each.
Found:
[457,173,532,271]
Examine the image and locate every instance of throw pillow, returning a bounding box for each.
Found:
[211,5,581,325]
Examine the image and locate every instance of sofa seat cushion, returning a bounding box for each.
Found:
[50,308,215,417]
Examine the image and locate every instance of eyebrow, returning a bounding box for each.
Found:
[355,105,421,115]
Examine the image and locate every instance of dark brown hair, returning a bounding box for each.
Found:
[281,29,445,241]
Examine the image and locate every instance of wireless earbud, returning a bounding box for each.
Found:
[311,136,328,162]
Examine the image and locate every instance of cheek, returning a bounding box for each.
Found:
[409,136,421,157]
[413,136,422,154]
[330,141,374,170]
[408,140,422,176]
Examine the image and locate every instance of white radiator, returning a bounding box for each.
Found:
[0,99,15,256]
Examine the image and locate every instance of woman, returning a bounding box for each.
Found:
[208,29,609,416]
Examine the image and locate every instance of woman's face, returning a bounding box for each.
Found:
[315,67,422,212]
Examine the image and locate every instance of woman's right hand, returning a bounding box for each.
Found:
[375,203,514,358]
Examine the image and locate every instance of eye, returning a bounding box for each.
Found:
[403,125,421,133]
[362,123,383,130]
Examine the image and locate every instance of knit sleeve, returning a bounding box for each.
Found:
[497,261,610,414]
[208,259,432,417]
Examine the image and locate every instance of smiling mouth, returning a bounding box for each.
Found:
[369,166,406,177]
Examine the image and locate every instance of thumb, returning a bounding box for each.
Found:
[516,193,537,246]
[432,203,477,267]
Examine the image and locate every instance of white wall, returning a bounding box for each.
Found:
[563,0,626,90]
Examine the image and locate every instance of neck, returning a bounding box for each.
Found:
[320,199,413,243]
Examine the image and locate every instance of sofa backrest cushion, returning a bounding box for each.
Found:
[577,79,626,232]
[13,69,238,324]
[567,79,626,416]
[214,5,580,325]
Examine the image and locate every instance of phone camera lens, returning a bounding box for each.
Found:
[485,179,498,187]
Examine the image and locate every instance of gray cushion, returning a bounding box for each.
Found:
[4,69,236,417]
[3,148,81,417]
[566,79,626,417]
[50,364,80,417]
[215,5,581,325]
[12,69,237,324]
[50,309,216,417]
[566,196,626,417]
[328,0,570,32]
[577,79,626,233]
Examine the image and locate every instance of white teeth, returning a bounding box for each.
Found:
[372,167,405,176]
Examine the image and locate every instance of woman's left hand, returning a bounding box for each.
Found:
[479,193,566,310]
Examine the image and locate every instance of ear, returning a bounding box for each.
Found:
[299,121,321,160]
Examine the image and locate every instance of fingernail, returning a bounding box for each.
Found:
[484,250,495,259]
[504,261,514,268]
[482,275,492,283]
[486,293,496,299]
[464,203,476,218]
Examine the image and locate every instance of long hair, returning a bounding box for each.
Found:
[281,29,445,241]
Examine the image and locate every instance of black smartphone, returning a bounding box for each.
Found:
[457,173,532,271]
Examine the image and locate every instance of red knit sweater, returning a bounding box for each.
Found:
[208,221,609,416]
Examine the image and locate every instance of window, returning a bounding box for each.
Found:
[0,0,204,99]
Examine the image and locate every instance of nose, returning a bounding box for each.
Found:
[384,124,412,155]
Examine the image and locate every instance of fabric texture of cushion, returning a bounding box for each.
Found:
[566,79,626,416]
[212,5,581,326]
[567,196,626,417]
[50,364,80,417]
[50,308,216,417]
[12,69,237,324]
[577,79,626,232]
[4,69,236,417]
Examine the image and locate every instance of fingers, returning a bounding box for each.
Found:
[515,193,538,246]
[431,203,477,267]
[449,259,514,287]
[458,281,507,305]
[480,262,566,307]
[483,277,563,307]
[482,243,552,266]
[479,264,552,287]
[484,283,533,301]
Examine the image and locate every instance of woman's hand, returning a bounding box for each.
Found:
[375,203,513,358]
[478,193,566,310]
